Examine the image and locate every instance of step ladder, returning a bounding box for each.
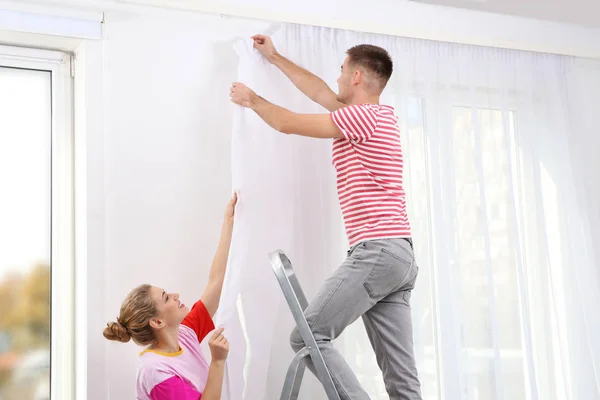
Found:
[269,250,341,400]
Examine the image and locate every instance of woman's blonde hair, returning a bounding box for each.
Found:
[103,284,158,346]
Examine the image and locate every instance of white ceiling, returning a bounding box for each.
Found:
[410,0,600,27]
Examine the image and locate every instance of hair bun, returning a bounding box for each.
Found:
[103,321,131,343]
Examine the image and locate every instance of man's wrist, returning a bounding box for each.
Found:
[249,93,261,110]
[267,51,282,65]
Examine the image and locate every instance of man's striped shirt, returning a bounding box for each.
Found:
[330,104,411,247]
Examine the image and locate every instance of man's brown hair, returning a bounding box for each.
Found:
[346,44,393,90]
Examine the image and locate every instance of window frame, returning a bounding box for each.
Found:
[0,44,75,400]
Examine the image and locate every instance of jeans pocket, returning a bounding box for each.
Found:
[363,248,413,300]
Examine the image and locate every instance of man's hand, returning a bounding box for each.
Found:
[229,81,343,139]
[250,34,344,112]
[230,82,258,108]
[251,35,277,62]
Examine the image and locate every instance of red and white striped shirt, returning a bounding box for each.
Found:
[330,104,411,247]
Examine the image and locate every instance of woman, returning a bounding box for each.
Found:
[104,194,238,400]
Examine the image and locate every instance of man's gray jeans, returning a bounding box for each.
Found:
[290,238,422,400]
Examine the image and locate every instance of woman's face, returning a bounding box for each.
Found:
[149,285,190,328]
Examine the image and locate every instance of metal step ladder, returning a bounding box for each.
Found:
[268,250,341,400]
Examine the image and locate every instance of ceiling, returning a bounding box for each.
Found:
[409,0,600,28]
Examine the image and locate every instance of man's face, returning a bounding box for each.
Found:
[336,56,355,103]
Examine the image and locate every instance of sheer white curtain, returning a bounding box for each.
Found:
[215,38,345,400]
[219,23,600,400]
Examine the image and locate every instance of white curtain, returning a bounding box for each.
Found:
[214,38,345,400]
[217,23,600,400]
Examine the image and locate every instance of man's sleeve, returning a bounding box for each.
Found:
[330,104,377,142]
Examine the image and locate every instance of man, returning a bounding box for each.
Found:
[229,34,422,400]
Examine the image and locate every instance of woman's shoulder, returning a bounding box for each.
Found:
[177,325,208,358]
[137,355,172,379]
[136,358,175,398]
[178,324,198,343]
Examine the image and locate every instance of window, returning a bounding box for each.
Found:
[389,92,550,400]
[0,45,74,399]
[449,106,527,400]
[388,86,574,399]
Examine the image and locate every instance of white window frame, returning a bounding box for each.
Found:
[0,44,75,399]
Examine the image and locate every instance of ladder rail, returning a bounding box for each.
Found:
[269,250,341,400]
[281,347,308,400]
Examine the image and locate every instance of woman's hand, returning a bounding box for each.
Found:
[209,328,229,362]
[224,192,238,224]
[203,328,229,400]
[201,194,238,318]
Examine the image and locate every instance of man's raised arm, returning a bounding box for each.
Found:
[252,34,345,112]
